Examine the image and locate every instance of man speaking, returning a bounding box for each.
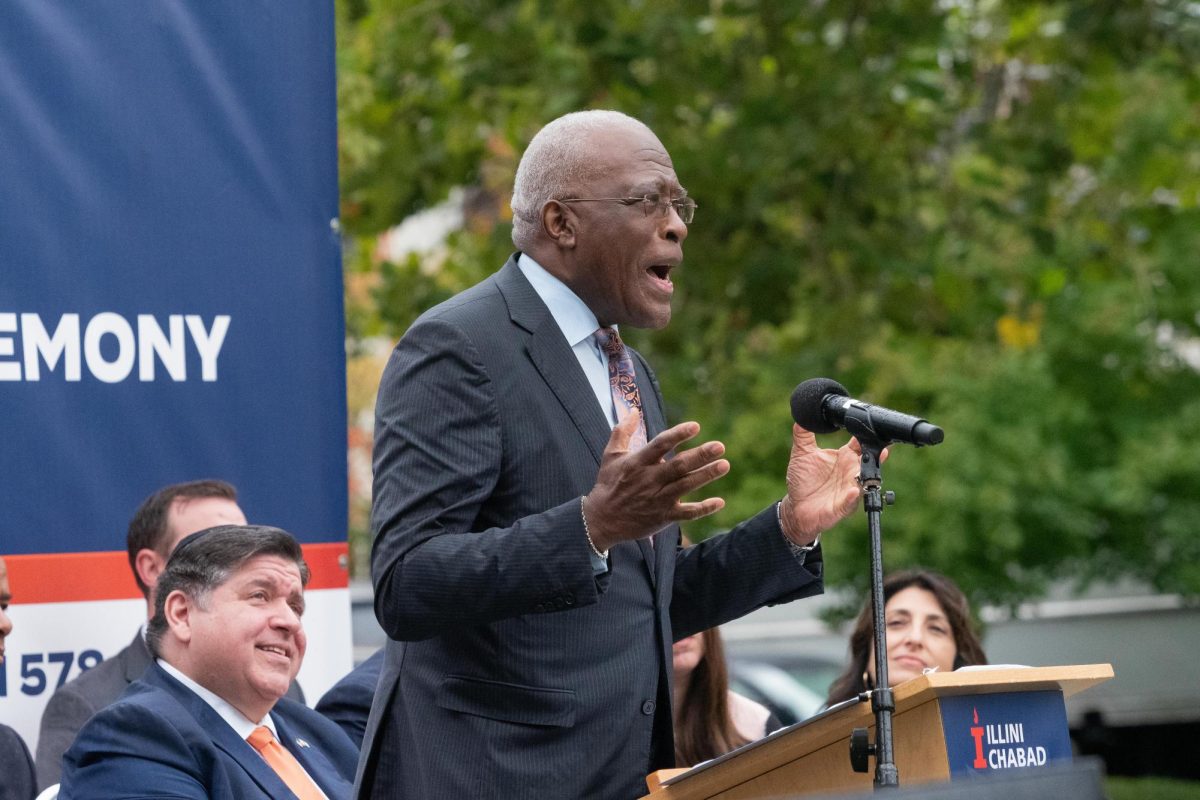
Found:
[359,110,868,799]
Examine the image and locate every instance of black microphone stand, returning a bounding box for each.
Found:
[846,435,900,789]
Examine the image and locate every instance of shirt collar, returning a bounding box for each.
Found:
[517,253,613,347]
[157,658,277,740]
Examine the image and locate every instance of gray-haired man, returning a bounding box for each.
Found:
[358,109,868,799]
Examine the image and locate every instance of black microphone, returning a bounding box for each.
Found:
[790,378,944,447]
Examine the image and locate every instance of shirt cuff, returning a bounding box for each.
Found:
[589,548,610,575]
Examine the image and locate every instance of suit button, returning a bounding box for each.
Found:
[534,603,545,613]
[564,595,575,606]
[641,700,656,715]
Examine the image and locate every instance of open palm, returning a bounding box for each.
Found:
[781,424,877,544]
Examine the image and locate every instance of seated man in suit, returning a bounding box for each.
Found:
[36,479,303,790]
[0,555,37,800]
[315,648,384,748]
[60,525,357,800]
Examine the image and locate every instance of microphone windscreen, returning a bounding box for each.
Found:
[790,378,849,433]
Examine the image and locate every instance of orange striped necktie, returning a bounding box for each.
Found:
[246,725,325,800]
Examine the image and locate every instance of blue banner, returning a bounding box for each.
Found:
[0,0,346,553]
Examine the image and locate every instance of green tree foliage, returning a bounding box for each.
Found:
[337,0,1200,605]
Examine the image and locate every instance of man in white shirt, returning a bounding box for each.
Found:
[36,479,276,790]
[60,525,357,800]
[360,109,867,800]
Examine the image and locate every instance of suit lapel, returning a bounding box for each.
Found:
[209,722,296,800]
[145,665,297,799]
[498,255,670,586]
[275,713,353,798]
[497,257,612,465]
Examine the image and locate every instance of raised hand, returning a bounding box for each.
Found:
[780,424,886,545]
[583,410,729,553]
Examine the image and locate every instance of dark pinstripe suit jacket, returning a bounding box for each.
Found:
[357,255,824,800]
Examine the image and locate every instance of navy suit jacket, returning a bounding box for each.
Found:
[59,663,357,800]
[38,629,305,790]
[36,630,154,790]
[357,256,824,799]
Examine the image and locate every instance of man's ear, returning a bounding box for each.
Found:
[135,548,166,594]
[163,590,194,644]
[541,200,576,249]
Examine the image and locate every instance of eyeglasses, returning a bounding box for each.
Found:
[559,192,696,224]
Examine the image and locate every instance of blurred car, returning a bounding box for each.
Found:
[729,653,844,726]
[719,596,849,726]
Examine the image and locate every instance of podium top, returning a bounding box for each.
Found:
[889,662,1114,712]
[649,663,1114,796]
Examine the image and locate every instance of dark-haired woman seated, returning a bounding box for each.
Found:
[826,569,987,706]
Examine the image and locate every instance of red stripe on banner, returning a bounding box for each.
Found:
[301,542,351,591]
[6,542,349,604]
[6,551,140,604]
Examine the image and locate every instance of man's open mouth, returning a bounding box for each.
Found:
[647,264,673,283]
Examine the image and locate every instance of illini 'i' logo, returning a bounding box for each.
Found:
[968,707,1049,770]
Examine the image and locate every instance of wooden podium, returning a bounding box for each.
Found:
[642,664,1113,799]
